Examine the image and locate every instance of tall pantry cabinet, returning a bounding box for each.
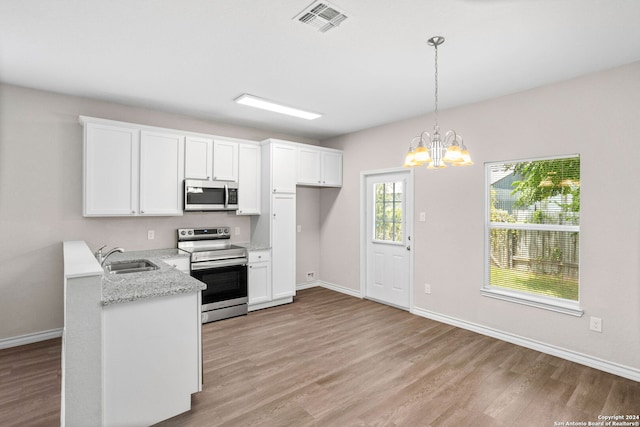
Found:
[251,139,296,309]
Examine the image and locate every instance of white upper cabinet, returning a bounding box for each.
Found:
[271,143,297,194]
[139,131,184,216]
[296,147,322,185]
[184,136,213,180]
[296,145,343,187]
[82,117,184,217]
[84,122,139,216]
[320,150,343,186]
[82,117,343,218]
[212,139,238,182]
[237,143,261,215]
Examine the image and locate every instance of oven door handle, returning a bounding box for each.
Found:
[191,258,248,271]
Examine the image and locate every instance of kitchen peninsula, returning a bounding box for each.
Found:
[62,241,204,427]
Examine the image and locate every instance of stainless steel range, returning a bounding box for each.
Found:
[178,227,248,323]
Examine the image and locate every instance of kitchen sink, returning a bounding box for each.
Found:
[105,259,159,274]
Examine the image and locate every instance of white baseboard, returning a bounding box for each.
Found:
[0,328,63,350]
[411,307,640,382]
[297,280,362,299]
[296,280,321,290]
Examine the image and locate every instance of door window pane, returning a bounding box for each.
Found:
[374,182,403,243]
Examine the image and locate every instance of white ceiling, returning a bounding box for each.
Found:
[1,0,639,141]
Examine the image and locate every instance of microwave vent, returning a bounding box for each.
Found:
[293,1,348,33]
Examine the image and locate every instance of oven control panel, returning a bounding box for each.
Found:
[178,227,230,241]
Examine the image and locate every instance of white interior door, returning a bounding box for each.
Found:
[364,170,412,309]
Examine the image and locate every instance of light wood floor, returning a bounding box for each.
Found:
[1,287,639,426]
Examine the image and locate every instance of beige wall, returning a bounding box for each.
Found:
[296,186,321,284]
[0,83,318,341]
[320,62,640,370]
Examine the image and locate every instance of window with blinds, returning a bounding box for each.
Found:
[485,155,580,310]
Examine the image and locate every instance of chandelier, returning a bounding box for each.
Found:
[403,36,473,168]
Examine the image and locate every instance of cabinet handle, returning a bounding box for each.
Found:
[273,189,276,193]
[249,265,253,269]
[131,210,135,214]
[141,210,145,214]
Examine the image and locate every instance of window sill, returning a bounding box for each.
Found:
[481,287,583,317]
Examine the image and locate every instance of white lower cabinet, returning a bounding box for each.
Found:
[102,292,201,427]
[248,250,271,307]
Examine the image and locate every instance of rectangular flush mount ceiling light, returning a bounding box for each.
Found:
[234,94,322,120]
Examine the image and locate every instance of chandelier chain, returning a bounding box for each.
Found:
[434,42,439,129]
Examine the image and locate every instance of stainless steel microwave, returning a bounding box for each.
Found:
[184,179,239,211]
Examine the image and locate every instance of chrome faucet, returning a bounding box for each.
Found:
[95,245,125,266]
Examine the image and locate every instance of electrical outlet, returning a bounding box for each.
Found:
[306,271,315,281]
[234,227,240,236]
[147,230,155,240]
[419,212,426,222]
[424,283,431,294]
[589,316,602,333]
[297,225,302,233]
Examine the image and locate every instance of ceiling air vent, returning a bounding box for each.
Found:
[294,1,348,33]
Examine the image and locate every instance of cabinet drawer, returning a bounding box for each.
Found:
[248,251,270,263]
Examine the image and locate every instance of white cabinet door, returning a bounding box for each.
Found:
[237,143,261,215]
[271,194,296,299]
[271,143,296,194]
[184,136,212,180]
[84,123,139,216]
[294,145,343,187]
[212,139,238,182]
[248,260,271,305]
[139,131,184,216]
[321,150,343,186]
[296,147,321,185]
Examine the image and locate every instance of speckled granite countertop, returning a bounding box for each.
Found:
[235,242,271,251]
[101,248,205,306]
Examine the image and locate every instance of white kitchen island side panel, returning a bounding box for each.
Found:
[62,241,104,427]
[102,291,200,427]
